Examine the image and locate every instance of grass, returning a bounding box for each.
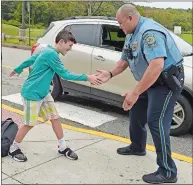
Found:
[2,24,44,46]
[3,38,36,46]
[25,28,45,38]
[2,24,19,36]
[2,24,45,38]
[110,32,125,41]
[3,38,20,45]
[179,34,192,45]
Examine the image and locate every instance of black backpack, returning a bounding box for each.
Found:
[1,118,18,157]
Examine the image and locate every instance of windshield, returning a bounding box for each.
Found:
[41,22,55,37]
[169,31,192,56]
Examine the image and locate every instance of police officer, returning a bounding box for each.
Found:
[96,3,184,184]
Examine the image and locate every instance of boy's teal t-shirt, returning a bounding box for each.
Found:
[14,45,88,101]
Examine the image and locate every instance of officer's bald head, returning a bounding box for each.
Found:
[117,3,140,17]
[116,3,141,34]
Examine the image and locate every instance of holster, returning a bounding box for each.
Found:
[151,65,184,92]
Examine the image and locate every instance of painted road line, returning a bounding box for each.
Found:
[2,64,28,72]
[2,93,117,127]
[2,103,193,164]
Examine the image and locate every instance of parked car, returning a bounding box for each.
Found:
[31,16,193,136]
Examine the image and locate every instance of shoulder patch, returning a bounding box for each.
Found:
[143,33,156,47]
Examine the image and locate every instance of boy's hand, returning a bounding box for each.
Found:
[9,71,18,77]
[88,74,103,85]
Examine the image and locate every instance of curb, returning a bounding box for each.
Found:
[2,103,193,164]
[2,44,31,50]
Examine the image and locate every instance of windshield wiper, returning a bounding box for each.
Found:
[183,53,193,57]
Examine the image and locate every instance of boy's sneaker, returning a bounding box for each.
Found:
[58,148,78,160]
[8,149,27,162]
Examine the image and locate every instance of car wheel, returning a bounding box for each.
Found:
[51,74,63,101]
[170,94,193,136]
[189,128,193,135]
[189,123,193,135]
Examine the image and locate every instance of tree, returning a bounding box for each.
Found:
[2,1,18,20]
[12,2,22,22]
[2,1,192,33]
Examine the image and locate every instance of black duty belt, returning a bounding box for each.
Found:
[151,63,184,88]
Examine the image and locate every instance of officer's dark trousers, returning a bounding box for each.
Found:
[129,84,183,178]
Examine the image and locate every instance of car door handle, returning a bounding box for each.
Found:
[94,55,105,61]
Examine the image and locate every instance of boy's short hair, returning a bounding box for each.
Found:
[55,30,77,44]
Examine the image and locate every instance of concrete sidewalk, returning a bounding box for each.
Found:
[1,109,193,184]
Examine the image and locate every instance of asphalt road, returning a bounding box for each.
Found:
[2,47,193,158]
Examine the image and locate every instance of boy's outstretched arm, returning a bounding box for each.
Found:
[12,53,40,75]
[48,53,102,85]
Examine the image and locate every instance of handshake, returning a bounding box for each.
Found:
[87,70,112,85]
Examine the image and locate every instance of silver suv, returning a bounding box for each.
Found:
[32,16,193,136]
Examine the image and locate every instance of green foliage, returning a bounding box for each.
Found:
[12,2,22,22]
[144,8,192,32]
[2,24,43,47]
[180,34,192,45]
[3,38,36,46]
[1,1,18,20]
[7,20,21,27]
[1,1,192,33]
[25,28,45,38]
[2,24,19,36]
[2,24,45,38]
[1,19,7,24]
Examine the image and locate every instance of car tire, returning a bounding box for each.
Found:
[170,94,193,136]
[189,125,193,135]
[51,74,63,101]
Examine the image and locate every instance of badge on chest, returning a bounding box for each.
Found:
[132,41,138,51]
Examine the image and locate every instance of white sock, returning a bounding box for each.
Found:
[9,140,20,153]
[58,137,67,151]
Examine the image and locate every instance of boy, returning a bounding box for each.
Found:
[9,30,102,162]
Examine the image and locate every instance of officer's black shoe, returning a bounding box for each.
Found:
[142,171,177,184]
[117,145,146,156]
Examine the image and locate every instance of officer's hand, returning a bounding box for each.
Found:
[122,91,139,111]
[88,74,103,85]
[95,70,111,83]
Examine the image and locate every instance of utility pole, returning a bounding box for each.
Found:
[19,1,26,37]
[21,1,26,29]
[27,2,31,46]
[88,2,92,16]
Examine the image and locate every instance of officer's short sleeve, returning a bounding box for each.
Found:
[142,31,167,63]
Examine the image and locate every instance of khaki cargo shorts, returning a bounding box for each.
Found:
[22,93,59,126]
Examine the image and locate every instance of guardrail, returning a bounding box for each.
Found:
[2,33,37,42]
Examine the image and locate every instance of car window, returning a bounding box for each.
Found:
[100,25,126,52]
[97,23,192,56]
[65,24,98,46]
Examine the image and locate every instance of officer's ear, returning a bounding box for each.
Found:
[128,16,132,21]
[125,15,132,22]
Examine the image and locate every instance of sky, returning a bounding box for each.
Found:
[132,2,192,9]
